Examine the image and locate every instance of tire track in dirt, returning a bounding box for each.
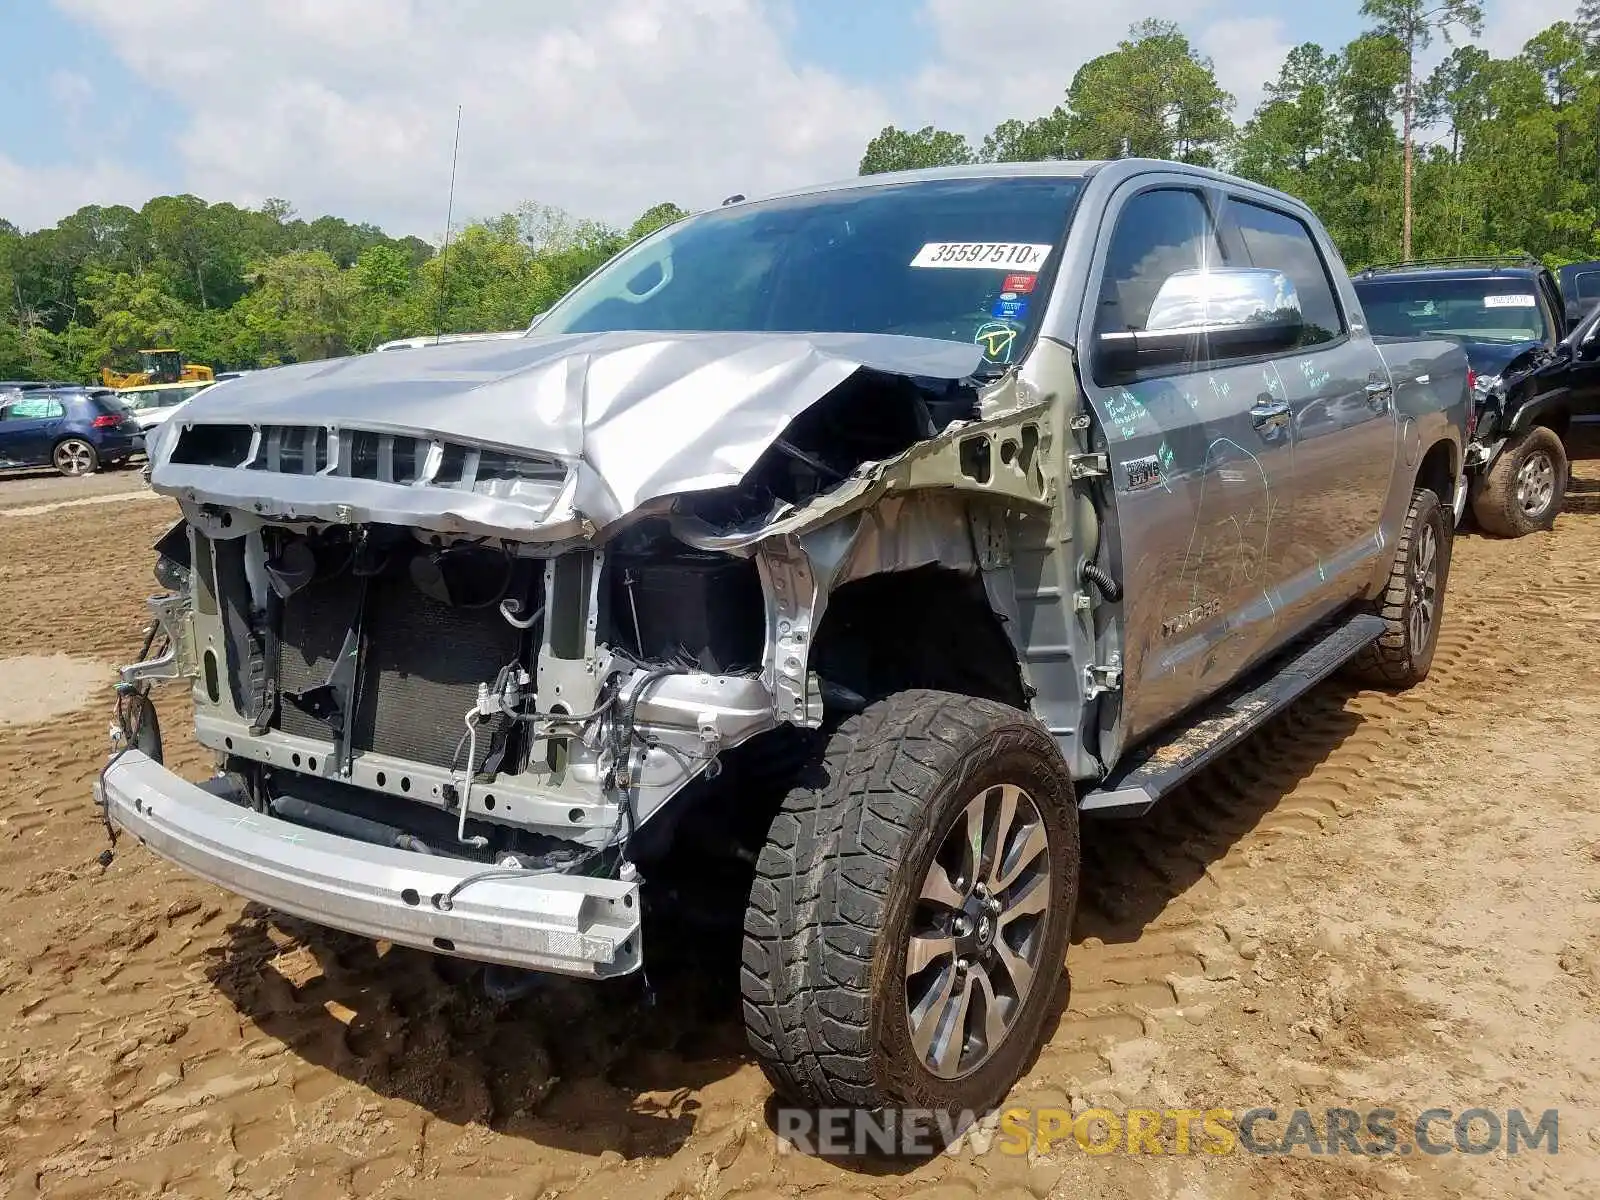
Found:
[1039,610,1498,1101]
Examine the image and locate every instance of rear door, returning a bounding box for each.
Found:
[1223,196,1396,630]
[1079,180,1299,748]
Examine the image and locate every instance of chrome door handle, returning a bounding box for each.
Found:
[1365,379,1393,410]
[1249,401,1290,433]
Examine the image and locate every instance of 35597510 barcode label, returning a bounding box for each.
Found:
[910,242,1053,270]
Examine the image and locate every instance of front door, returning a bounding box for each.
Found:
[0,396,66,467]
[1080,182,1299,751]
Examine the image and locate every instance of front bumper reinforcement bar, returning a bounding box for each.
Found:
[95,751,642,978]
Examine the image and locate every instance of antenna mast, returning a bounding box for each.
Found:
[435,105,463,342]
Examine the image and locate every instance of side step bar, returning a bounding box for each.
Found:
[1080,612,1386,818]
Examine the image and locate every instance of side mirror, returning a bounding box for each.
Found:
[1098,268,1305,377]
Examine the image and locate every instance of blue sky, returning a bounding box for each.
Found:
[0,0,1573,236]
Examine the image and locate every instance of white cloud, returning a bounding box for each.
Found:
[1198,17,1295,121]
[1481,0,1579,56]
[49,0,893,237]
[0,155,163,231]
[14,0,1576,240]
[906,0,1210,138]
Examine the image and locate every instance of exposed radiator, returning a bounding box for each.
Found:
[274,569,523,774]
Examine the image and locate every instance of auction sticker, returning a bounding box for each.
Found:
[911,242,1053,269]
[1483,294,1536,308]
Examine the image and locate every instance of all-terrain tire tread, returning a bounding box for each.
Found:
[1350,486,1447,687]
[1471,425,1567,538]
[739,690,1056,1109]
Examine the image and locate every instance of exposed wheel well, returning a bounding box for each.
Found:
[1416,439,1457,509]
[810,565,1028,711]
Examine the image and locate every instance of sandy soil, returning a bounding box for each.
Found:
[0,458,1597,1200]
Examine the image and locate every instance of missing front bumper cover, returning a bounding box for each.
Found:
[97,750,642,978]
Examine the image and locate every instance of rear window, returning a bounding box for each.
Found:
[90,391,131,415]
[1353,277,1552,343]
[1573,271,1600,301]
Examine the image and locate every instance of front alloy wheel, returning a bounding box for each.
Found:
[907,783,1052,1080]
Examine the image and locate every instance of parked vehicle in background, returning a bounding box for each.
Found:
[1557,259,1600,326]
[100,160,1467,1130]
[1352,256,1600,537]
[374,331,527,352]
[115,380,217,431]
[0,386,143,475]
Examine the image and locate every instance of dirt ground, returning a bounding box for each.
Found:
[1,449,1597,1200]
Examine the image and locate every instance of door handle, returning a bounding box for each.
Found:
[1249,400,1291,434]
[1365,379,1394,410]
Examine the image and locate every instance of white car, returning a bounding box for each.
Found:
[114,381,218,431]
[374,331,526,352]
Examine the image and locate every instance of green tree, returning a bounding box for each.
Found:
[1234,44,1341,189]
[979,108,1073,162]
[232,251,355,364]
[1063,20,1234,165]
[1359,0,1484,259]
[627,202,691,241]
[858,125,974,175]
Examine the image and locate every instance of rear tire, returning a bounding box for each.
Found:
[740,690,1078,1127]
[52,438,99,477]
[1350,486,1450,688]
[1471,426,1567,537]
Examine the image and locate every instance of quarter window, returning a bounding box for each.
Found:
[1231,199,1346,346]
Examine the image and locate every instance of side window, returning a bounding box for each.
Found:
[1094,189,1224,367]
[1231,200,1346,347]
[5,397,64,420]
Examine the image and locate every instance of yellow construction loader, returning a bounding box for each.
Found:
[101,349,215,390]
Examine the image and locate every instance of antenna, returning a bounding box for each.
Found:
[435,105,463,343]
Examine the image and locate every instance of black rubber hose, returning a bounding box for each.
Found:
[1081,561,1124,603]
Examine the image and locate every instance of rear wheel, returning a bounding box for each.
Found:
[741,690,1079,1124]
[1471,426,1567,537]
[1350,486,1450,688]
[52,438,98,477]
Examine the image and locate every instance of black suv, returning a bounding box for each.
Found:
[1352,256,1600,537]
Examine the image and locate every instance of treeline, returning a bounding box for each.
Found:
[863,4,1600,272]
[0,196,686,382]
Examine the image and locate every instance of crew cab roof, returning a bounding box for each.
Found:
[727,158,1320,220]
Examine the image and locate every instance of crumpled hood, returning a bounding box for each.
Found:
[1454,338,1547,380]
[148,329,983,538]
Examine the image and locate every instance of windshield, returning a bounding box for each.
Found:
[534,176,1084,367]
[1355,278,1552,343]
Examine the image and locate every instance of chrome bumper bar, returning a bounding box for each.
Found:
[96,751,642,978]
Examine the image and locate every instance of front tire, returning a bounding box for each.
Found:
[1350,486,1450,688]
[741,690,1079,1124]
[1471,425,1567,537]
[52,438,99,477]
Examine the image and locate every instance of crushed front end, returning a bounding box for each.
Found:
[93,330,996,979]
[96,429,799,979]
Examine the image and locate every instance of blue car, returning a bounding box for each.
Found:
[0,386,145,476]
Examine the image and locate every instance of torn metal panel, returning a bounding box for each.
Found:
[146,330,983,540]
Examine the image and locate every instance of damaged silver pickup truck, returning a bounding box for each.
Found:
[97,161,1469,1123]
